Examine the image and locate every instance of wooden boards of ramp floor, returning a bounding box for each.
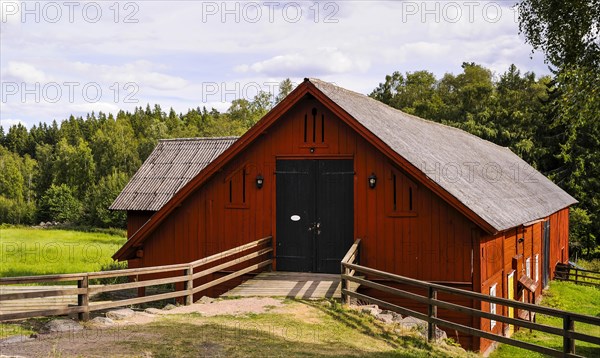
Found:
[221,272,343,299]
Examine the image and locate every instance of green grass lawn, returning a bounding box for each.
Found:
[2,299,478,357]
[129,301,476,358]
[491,281,600,358]
[0,226,126,277]
[0,226,127,339]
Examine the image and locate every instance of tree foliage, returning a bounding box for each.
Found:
[0,79,294,228]
[518,0,599,69]
[39,184,82,223]
[518,0,600,257]
[370,63,549,166]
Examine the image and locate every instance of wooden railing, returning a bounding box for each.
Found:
[0,236,273,322]
[340,239,360,305]
[555,263,600,288]
[341,260,600,357]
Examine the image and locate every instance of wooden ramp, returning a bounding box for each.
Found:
[221,272,342,299]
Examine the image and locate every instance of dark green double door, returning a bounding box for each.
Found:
[275,159,354,273]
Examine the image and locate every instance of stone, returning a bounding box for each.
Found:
[43,319,83,333]
[434,327,448,341]
[381,310,402,322]
[0,335,35,345]
[134,312,154,318]
[397,316,447,341]
[376,313,394,324]
[106,308,135,320]
[320,300,333,308]
[359,304,381,316]
[144,308,163,315]
[163,303,177,310]
[88,317,115,327]
[198,296,214,304]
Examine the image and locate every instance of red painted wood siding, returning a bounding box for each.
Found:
[477,207,570,353]
[127,211,154,239]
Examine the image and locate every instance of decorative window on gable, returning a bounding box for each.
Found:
[225,165,248,209]
[301,107,327,145]
[387,166,418,217]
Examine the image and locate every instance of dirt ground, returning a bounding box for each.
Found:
[0,297,286,358]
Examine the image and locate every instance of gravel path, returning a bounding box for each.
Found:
[0,297,287,358]
[155,297,284,317]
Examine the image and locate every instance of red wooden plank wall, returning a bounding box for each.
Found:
[477,207,570,353]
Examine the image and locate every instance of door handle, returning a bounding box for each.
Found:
[308,222,321,235]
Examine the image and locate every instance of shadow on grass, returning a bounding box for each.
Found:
[301,300,433,353]
[126,321,435,358]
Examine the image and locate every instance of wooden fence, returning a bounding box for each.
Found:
[555,263,600,288]
[341,241,600,358]
[0,236,272,322]
[340,238,360,305]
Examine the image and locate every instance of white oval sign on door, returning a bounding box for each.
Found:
[290,215,301,222]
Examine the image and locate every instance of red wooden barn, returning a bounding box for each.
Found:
[111,78,577,352]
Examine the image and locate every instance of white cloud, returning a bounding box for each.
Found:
[70,61,188,91]
[3,61,51,82]
[235,48,370,76]
[69,102,121,115]
[0,118,27,128]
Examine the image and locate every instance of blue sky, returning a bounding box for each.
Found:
[1,1,549,129]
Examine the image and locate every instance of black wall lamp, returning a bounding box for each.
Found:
[256,174,264,189]
[368,173,377,189]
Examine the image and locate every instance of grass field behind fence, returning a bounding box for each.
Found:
[0,226,126,278]
[491,280,600,358]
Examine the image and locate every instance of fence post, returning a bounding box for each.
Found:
[574,268,578,284]
[185,265,194,306]
[563,314,575,355]
[77,275,89,321]
[427,287,437,342]
[340,262,347,305]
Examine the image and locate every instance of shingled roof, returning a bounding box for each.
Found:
[309,78,577,231]
[110,137,237,211]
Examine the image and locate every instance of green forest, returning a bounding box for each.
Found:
[0,1,598,258]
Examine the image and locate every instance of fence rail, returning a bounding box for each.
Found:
[341,240,600,358]
[555,263,600,288]
[0,236,273,322]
